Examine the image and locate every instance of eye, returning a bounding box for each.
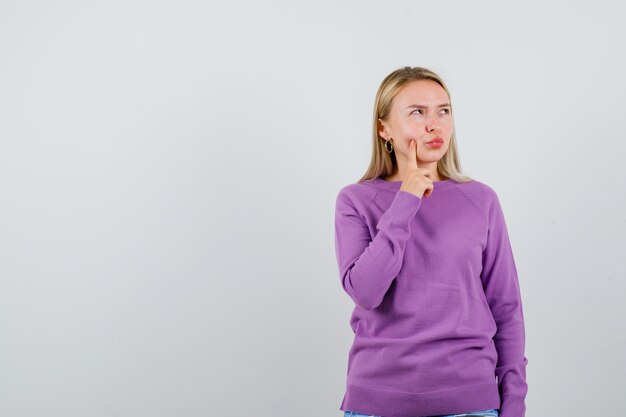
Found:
[441,108,450,114]
[411,109,423,115]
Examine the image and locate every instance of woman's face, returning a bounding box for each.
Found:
[379,79,453,164]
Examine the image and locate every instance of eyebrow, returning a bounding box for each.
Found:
[406,103,451,109]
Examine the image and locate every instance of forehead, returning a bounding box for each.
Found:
[393,79,449,106]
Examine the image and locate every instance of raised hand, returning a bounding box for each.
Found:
[399,139,434,198]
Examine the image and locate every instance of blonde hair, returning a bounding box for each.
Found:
[358,66,473,183]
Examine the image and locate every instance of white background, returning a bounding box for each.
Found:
[1,1,624,416]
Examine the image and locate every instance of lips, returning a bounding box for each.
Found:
[427,138,443,145]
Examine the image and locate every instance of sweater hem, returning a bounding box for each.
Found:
[340,380,501,417]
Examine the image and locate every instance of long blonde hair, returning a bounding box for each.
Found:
[359,66,473,183]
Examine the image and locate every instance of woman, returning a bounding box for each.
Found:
[334,67,528,417]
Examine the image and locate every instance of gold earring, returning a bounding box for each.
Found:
[384,138,393,153]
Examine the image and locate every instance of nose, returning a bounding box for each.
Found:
[426,114,439,132]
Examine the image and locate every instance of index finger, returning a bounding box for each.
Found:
[408,139,420,170]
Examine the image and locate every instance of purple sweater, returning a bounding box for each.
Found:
[334,176,528,417]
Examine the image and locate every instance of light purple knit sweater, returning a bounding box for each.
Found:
[334,176,528,417]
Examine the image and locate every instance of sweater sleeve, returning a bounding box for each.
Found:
[334,188,422,310]
[480,190,529,417]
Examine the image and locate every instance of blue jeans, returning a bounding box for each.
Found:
[344,409,499,417]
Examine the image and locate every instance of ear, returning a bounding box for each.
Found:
[377,118,390,140]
